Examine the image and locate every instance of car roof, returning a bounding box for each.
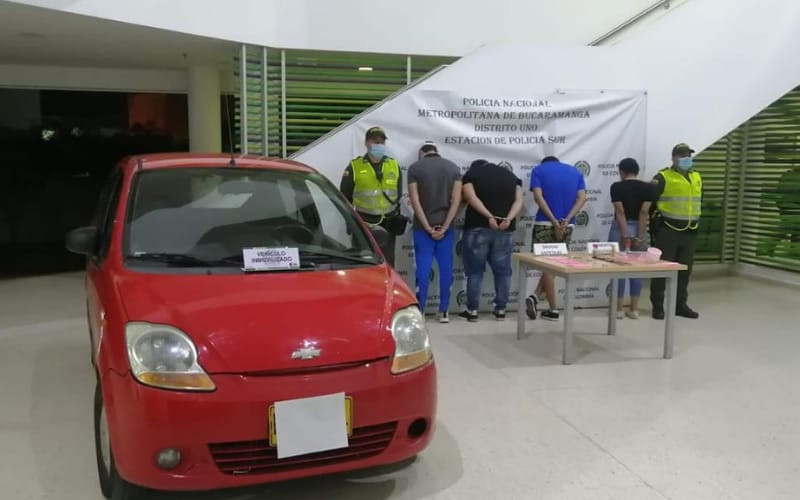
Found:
[119,153,315,174]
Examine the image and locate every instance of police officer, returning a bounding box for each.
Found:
[650,143,702,320]
[340,126,403,265]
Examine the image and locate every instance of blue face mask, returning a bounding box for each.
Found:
[677,156,693,170]
[369,144,386,159]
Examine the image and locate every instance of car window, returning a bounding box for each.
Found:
[305,179,353,247]
[276,179,303,223]
[124,167,378,269]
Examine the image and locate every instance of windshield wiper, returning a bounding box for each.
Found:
[298,250,377,265]
[136,249,376,271]
[126,253,238,267]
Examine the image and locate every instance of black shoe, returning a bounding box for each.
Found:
[458,310,478,322]
[541,310,559,321]
[525,295,538,320]
[652,306,665,320]
[676,305,699,319]
[493,309,506,321]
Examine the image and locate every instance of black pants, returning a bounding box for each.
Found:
[358,212,397,267]
[650,226,697,308]
[382,232,397,267]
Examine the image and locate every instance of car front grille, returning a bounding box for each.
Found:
[208,422,397,475]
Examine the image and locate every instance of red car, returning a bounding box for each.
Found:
[66,154,436,499]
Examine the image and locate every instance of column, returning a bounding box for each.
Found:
[187,66,222,153]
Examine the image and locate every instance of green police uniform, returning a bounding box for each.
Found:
[650,166,703,316]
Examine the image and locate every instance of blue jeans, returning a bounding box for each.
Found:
[462,228,513,311]
[413,228,455,312]
[608,221,643,297]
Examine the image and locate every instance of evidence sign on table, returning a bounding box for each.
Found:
[586,242,620,253]
[533,243,568,256]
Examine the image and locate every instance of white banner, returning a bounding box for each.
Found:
[295,89,647,311]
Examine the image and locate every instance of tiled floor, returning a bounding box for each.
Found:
[1,273,798,499]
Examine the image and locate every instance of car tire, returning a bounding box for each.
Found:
[94,381,145,500]
[110,469,141,500]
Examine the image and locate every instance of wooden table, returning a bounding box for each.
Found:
[513,252,688,364]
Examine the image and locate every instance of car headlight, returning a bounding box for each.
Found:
[390,307,432,374]
[125,322,215,392]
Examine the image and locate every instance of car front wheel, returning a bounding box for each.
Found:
[94,381,145,500]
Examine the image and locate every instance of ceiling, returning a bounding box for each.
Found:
[0,1,236,70]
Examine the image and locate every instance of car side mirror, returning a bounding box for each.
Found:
[66,227,98,256]
[369,225,389,248]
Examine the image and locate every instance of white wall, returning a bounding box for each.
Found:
[291,0,800,179]
[425,0,800,176]
[303,0,658,55]
[0,63,237,95]
[6,0,663,55]
[0,63,188,93]
[4,0,286,49]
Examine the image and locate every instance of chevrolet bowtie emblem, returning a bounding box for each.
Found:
[291,346,321,360]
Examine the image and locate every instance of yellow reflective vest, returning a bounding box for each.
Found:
[350,156,400,216]
[656,167,702,231]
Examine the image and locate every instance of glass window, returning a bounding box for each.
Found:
[124,167,378,269]
[306,179,353,247]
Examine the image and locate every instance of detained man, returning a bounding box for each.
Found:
[526,156,587,321]
[459,160,523,322]
[407,141,462,323]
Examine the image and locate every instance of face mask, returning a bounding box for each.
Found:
[677,156,693,170]
[369,144,386,159]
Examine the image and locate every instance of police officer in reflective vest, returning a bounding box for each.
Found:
[340,126,403,265]
[650,143,702,320]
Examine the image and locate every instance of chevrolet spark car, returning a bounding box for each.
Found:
[66,154,436,499]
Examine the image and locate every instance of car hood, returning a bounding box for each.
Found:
[115,265,414,373]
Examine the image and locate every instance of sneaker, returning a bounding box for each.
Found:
[525,295,539,320]
[676,305,699,319]
[458,310,478,322]
[541,310,559,321]
[438,312,449,323]
[626,310,640,320]
[616,309,624,320]
[493,309,506,321]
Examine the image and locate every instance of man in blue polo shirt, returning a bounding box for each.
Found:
[526,156,587,320]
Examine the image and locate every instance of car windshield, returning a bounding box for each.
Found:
[124,167,379,270]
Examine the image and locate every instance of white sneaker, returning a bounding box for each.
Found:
[438,312,449,323]
[616,309,624,320]
[626,310,640,319]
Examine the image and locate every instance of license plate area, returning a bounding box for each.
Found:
[268,396,353,448]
